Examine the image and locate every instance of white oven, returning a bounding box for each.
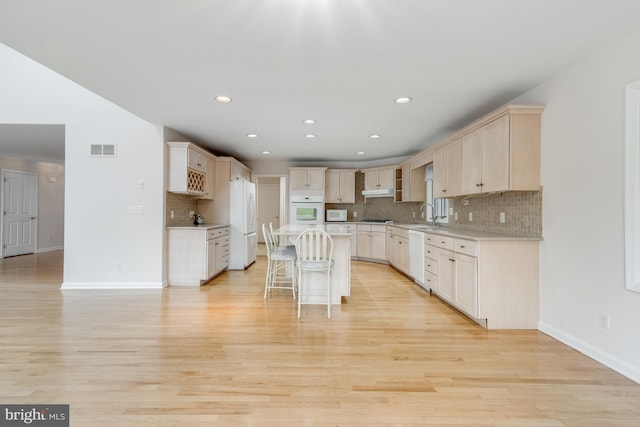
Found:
[289,195,324,226]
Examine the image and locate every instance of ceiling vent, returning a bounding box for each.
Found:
[90,144,116,157]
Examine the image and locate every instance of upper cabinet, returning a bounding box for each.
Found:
[434,105,543,198]
[433,138,462,198]
[289,167,327,196]
[401,153,430,202]
[325,169,356,203]
[362,167,395,191]
[167,142,215,198]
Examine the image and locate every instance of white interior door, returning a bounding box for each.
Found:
[2,170,37,257]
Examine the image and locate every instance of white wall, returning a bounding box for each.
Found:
[0,43,165,289]
[0,156,65,252]
[514,29,640,382]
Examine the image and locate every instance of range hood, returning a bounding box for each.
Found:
[362,188,394,198]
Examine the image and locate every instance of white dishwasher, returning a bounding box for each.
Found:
[408,230,425,286]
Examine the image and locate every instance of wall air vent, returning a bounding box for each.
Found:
[90,144,117,157]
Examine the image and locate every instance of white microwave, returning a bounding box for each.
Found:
[326,209,347,222]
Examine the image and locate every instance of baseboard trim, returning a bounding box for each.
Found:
[36,246,64,253]
[61,281,165,290]
[539,321,640,384]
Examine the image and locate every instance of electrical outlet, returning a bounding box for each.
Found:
[412,211,416,218]
[449,207,454,215]
[353,211,358,218]
[599,313,610,330]
[500,212,506,223]
[170,210,175,219]
[468,212,473,222]
[454,212,458,221]
[189,211,195,218]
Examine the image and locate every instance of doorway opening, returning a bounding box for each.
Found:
[254,174,288,244]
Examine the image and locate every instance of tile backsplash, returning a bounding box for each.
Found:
[166,192,198,226]
[448,191,542,237]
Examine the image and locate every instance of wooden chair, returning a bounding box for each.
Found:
[295,228,334,318]
[262,223,297,299]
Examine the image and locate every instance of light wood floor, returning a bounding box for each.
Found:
[1,250,639,426]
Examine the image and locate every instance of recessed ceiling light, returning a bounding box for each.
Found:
[247,134,258,138]
[262,151,270,155]
[370,134,381,139]
[303,119,316,124]
[215,95,232,103]
[394,97,412,104]
[305,134,316,139]
[357,151,365,155]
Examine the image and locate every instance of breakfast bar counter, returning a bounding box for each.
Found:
[272,224,353,305]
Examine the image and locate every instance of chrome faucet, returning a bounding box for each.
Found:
[420,201,446,230]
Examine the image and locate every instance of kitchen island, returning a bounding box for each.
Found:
[272,224,353,305]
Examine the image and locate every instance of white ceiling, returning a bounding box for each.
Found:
[2,0,640,164]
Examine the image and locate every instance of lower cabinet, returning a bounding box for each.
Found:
[387,226,409,275]
[424,231,539,329]
[356,224,386,261]
[168,226,230,286]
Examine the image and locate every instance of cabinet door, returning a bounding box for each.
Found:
[306,169,325,190]
[356,231,371,258]
[454,253,478,317]
[461,128,483,194]
[481,115,510,193]
[370,232,387,261]
[290,169,309,191]
[446,138,462,196]
[378,169,395,189]
[207,239,216,278]
[201,156,216,200]
[433,145,448,197]
[338,171,355,203]
[400,237,410,274]
[364,171,379,190]
[438,249,455,302]
[325,171,341,202]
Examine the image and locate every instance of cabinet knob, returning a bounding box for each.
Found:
[460,245,465,248]
[442,189,447,193]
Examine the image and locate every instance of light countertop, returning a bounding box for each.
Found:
[167,223,229,230]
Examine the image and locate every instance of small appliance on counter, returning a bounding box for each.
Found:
[326,209,347,222]
[193,214,205,225]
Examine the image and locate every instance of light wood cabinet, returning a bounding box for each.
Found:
[461,114,510,194]
[362,167,395,191]
[433,138,462,198]
[401,161,426,202]
[356,224,386,261]
[325,169,356,203]
[289,167,326,192]
[167,142,215,198]
[386,226,409,274]
[168,226,230,286]
[423,230,539,329]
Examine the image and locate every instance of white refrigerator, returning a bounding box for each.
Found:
[229,180,257,270]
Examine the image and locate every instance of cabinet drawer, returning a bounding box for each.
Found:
[428,234,454,250]
[424,244,438,261]
[424,271,438,289]
[454,239,477,256]
[208,227,229,239]
[424,257,439,275]
[371,224,387,233]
